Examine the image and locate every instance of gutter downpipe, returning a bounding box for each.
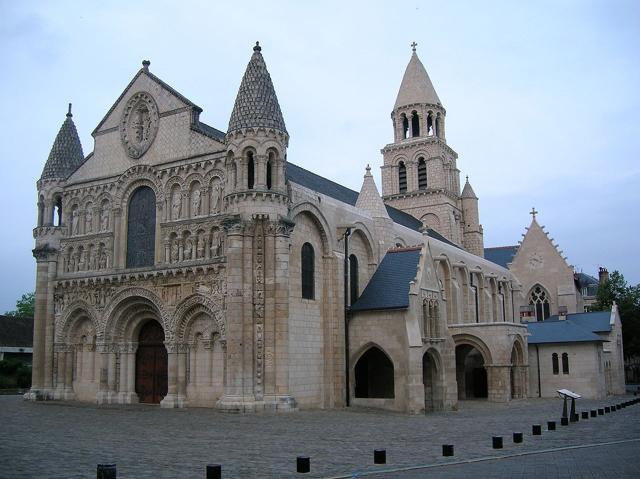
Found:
[343,227,352,407]
[535,344,542,397]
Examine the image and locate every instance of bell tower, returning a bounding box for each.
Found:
[381,44,468,249]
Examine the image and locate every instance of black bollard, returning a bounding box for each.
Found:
[582,411,589,419]
[560,417,569,426]
[591,409,597,417]
[548,420,557,430]
[374,449,386,465]
[297,456,310,474]
[572,413,579,422]
[206,465,222,479]
[513,432,523,444]
[532,424,542,435]
[605,406,610,413]
[97,464,116,479]
[598,408,604,415]
[442,444,454,457]
[492,436,503,449]
[616,404,621,410]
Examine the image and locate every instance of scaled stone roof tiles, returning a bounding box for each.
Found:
[40,111,85,180]
[228,43,287,134]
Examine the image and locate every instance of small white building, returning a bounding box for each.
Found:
[527,306,625,399]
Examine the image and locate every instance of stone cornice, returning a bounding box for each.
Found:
[381,136,458,159]
[383,188,460,202]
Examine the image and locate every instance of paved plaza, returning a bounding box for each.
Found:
[1,395,639,478]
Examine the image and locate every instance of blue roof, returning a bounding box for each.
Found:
[526,320,604,344]
[546,311,611,333]
[286,162,460,248]
[350,248,421,312]
[484,246,518,268]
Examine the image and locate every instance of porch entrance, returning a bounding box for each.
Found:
[135,320,168,404]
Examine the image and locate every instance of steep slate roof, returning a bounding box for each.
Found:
[40,107,85,180]
[0,316,34,348]
[350,248,421,312]
[285,162,459,247]
[394,51,441,109]
[546,311,612,333]
[526,320,604,345]
[484,246,518,268]
[228,42,287,134]
[575,272,599,296]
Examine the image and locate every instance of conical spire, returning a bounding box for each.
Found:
[40,104,85,180]
[228,42,287,134]
[461,176,477,199]
[394,47,441,109]
[356,165,389,218]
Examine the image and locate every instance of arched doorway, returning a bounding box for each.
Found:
[423,350,443,412]
[510,341,525,399]
[135,321,168,404]
[455,344,487,399]
[354,346,395,398]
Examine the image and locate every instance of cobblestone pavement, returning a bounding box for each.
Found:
[1,395,639,478]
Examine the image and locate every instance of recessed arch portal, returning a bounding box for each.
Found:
[354,346,395,399]
[135,320,167,404]
[423,349,444,412]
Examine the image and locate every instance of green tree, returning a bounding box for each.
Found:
[4,292,35,318]
[592,271,640,359]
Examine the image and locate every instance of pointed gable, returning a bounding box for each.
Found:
[41,106,85,180]
[355,165,389,219]
[228,42,287,134]
[394,51,441,109]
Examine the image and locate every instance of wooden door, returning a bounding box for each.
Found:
[135,321,168,404]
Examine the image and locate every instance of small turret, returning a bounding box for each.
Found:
[461,176,484,257]
[356,165,389,219]
[225,42,288,218]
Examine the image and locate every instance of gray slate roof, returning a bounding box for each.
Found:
[0,316,34,348]
[526,310,612,344]
[285,163,458,247]
[484,246,518,268]
[228,43,287,134]
[40,111,85,180]
[526,320,604,345]
[350,248,421,312]
[575,272,599,296]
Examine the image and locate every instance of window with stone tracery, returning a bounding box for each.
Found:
[528,284,550,321]
[422,299,439,338]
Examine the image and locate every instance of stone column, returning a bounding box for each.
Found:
[53,345,65,399]
[64,349,75,399]
[112,207,123,267]
[160,342,180,408]
[29,251,51,396]
[96,342,110,404]
[126,344,138,403]
[256,155,266,189]
[486,365,511,402]
[107,347,117,403]
[177,343,187,407]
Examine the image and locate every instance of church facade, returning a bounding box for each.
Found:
[28,43,531,413]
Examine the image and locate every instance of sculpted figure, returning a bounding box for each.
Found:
[171,191,182,220]
[69,254,77,272]
[196,234,205,259]
[210,230,220,257]
[98,252,107,270]
[85,208,93,233]
[100,207,109,231]
[191,189,201,217]
[211,182,221,213]
[171,241,179,263]
[72,209,80,235]
[184,238,193,261]
[88,247,96,270]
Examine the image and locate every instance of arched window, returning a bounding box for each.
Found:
[266,152,275,190]
[301,242,315,300]
[427,113,434,136]
[401,114,409,139]
[53,196,63,226]
[552,353,559,375]
[529,285,550,321]
[411,111,420,137]
[418,157,427,190]
[398,161,407,193]
[349,254,359,305]
[562,353,569,374]
[126,186,156,268]
[247,151,255,190]
[354,346,395,398]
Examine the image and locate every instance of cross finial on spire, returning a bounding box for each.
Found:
[530,207,538,220]
[67,103,72,118]
[411,41,418,52]
[466,175,469,182]
[254,41,261,52]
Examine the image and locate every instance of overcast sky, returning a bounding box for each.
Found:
[1,0,638,312]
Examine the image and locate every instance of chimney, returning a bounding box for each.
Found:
[558,305,568,320]
[599,267,609,284]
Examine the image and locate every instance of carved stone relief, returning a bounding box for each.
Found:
[120,92,160,159]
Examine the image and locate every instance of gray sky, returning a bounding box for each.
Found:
[1,0,639,312]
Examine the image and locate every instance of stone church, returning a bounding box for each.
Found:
[28,42,537,413]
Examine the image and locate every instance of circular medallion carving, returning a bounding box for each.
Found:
[120,92,159,159]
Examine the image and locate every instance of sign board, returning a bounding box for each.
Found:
[557,389,581,399]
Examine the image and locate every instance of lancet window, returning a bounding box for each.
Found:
[529,284,551,321]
